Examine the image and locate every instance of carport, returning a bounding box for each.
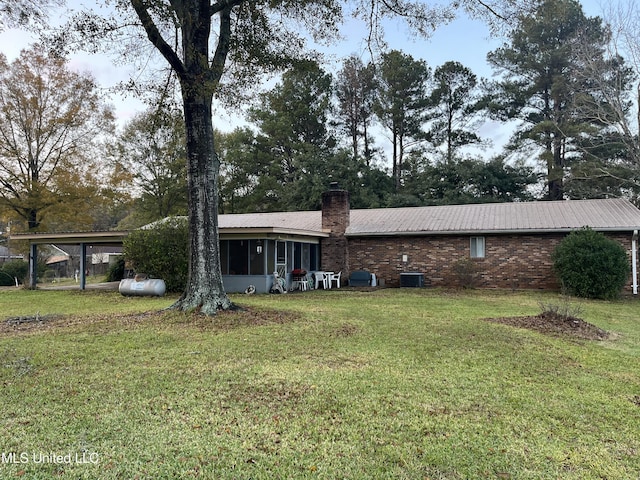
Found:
[9,231,128,290]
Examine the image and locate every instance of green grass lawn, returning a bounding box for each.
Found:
[0,288,639,479]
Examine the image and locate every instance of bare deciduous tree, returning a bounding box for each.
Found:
[566,0,640,200]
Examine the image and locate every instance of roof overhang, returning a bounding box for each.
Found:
[345,227,640,237]
[10,227,328,245]
[220,227,329,238]
[9,231,129,245]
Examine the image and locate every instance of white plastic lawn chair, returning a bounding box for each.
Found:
[329,271,342,288]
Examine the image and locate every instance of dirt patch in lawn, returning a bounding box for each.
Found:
[0,306,300,336]
[485,313,609,341]
[1,314,64,333]
[2,306,608,341]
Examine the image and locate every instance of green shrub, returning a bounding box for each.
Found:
[105,257,126,282]
[123,217,188,293]
[552,227,630,300]
[0,260,29,286]
[0,269,16,286]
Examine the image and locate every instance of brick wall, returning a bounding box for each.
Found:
[347,232,637,292]
[320,188,350,274]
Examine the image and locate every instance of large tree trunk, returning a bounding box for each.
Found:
[392,130,399,192]
[171,87,233,314]
[363,120,371,167]
[28,208,39,230]
[548,119,565,201]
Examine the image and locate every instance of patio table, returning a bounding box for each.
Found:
[313,271,333,289]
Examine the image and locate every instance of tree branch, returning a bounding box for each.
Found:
[130,0,187,78]
[209,5,232,84]
[210,0,245,16]
[474,0,507,21]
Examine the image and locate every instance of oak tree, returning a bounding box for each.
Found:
[0,47,114,231]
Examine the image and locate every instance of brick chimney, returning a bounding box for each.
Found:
[321,182,350,275]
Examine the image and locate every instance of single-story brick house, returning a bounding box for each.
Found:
[12,185,640,294]
[331,191,640,292]
[222,186,640,294]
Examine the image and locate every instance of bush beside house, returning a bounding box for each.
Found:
[552,227,630,300]
[0,260,28,286]
[123,218,188,293]
[105,257,126,282]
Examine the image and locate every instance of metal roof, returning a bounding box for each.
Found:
[8,230,130,244]
[10,199,640,244]
[346,198,640,236]
[219,210,323,235]
[145,212,327,237]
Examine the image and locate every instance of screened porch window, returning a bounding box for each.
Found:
[220,239,319,275]
[228,240,249,274]
[249,240,265,275]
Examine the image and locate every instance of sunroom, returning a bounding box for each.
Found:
[219,236,322,293]
[216,209,328,293]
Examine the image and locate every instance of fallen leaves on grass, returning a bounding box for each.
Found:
[1,306,301,336]
[484,313,609,341]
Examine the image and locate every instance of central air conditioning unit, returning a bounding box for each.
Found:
[400,272,424,287]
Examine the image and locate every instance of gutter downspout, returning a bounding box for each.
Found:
[633,230,638,295]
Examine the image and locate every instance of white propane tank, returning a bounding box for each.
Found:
[119,278,166,297]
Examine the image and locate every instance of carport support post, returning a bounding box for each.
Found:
[29,243,37,289]
[80,243,87,290]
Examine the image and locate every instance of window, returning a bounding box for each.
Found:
[220,239,320,275]
[220,240,229,274]
[266,240,275,274]
[276,241,286,265]
[301,243,310,271]
[293,242,302,269]
[287,241,295,271]
[470,236,485,258]
[228,240,249,274]
[310,244,318,271]
[249,240,265,275]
